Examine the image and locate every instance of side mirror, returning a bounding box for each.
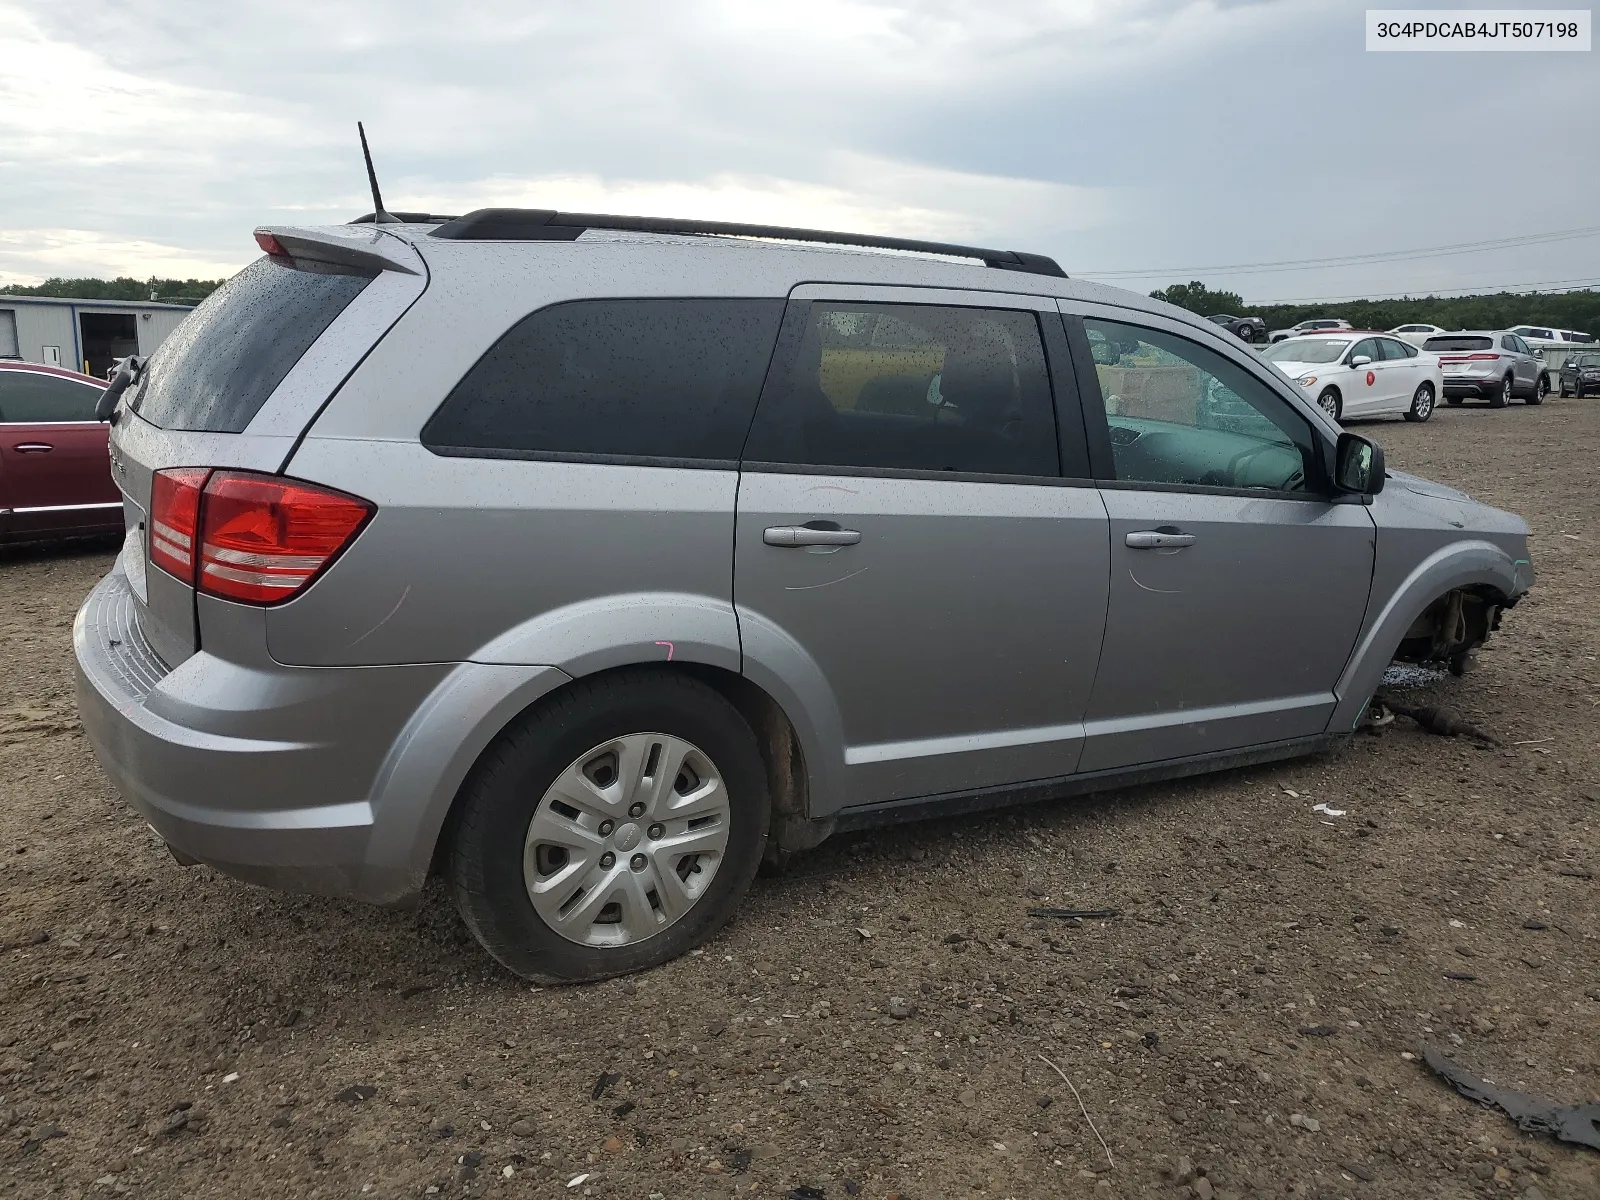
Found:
[1349,354,1372,368]
[1533,348,1544,359]
[96,357,142,422]
[1335,432,1385,497]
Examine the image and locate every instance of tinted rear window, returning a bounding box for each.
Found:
[131,257,372,432]
[422,298,784,463]
[1424,336,1493,352]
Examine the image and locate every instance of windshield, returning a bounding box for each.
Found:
[1424,335,1493,352]
[1574,353,1600,368]
[1262,338,1351,364]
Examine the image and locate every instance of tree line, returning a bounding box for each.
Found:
[1,277,225,305]
[1150,280,1599,335]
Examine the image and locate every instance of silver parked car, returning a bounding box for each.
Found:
[74,211,1534,982]
[1423,331,1551,407]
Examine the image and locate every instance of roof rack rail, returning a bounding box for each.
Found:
[349,212,457,225]
[427,208,1067,278]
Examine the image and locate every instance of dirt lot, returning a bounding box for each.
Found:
[3,400,1597,1200]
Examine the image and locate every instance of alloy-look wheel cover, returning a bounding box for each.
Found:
[523,733,731,948]
[1414,385,1433,418]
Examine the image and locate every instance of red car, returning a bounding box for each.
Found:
[0,361,122,545]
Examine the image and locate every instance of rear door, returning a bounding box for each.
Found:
[1064,304,1374,772]
[0,369,120,539]
[735,286,1109,812]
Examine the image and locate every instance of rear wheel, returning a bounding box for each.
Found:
[1528,374,1547,405]
[1316,387,1342,421]
[1560,378,1572,397]
[449,670,770,982]
[1404,381,1435,422]
[1489,375,1512,408]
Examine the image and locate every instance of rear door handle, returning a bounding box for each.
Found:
[764,525,862,547]
[1125,530,1196,549]
[13,443,53,453]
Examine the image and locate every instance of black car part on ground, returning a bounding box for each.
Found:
[1422,1045,1600,1152]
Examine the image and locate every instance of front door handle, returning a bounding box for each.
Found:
[13,443,54,453]
[764,525,862,547]
[1125,529,1196,550]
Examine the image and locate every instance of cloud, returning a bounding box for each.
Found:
[1,0,1595,302]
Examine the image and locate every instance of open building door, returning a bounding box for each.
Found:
[79,312,139,379]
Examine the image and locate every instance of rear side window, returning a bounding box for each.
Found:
[423,299,784,464]
[0,371,102,422]
[132,257,372,432]
[743,302,1060,477]
[1424,335,1492,352]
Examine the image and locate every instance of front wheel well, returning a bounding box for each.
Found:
[1392,586,1510,667]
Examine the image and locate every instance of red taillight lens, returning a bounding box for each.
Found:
[1465,353,1501,360]
[197,472,374,605]
[149,467,210,582]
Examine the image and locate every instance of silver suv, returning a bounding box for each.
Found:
[74,210,1534,982]
[1424,331,1551,407]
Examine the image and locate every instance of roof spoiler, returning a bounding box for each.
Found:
[428,208,1068,278]
[252,226,422,276]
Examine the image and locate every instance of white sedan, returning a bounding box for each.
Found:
[1261,332,1444,423]
[1389,323,1448,346]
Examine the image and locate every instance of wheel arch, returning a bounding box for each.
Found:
[1328,540,1526,731]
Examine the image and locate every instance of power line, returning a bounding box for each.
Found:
[1251,277,1600,306]
[1077,225,1600,280]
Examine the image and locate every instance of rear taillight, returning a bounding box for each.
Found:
[147,468,373,606]
[149,467,209,581]
[1465,353,1500,360]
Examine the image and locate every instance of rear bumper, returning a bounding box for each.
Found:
[73,567,568,904]
[1442,377,1498,398]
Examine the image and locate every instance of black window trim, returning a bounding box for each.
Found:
[736,293,1092,483]
[1061,306,1337,501]
[423,443,739,471]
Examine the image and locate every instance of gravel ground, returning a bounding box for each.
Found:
[2,399,1597,1200]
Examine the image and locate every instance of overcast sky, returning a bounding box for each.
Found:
[1,0,1595,304]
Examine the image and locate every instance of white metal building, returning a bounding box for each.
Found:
[0,295,195,379]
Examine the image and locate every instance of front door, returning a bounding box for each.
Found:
[0,368,119,538]
[1067,306,1375,773]
[735,288,1109,811]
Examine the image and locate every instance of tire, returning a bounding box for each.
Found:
[449,669,770,983]
[1560,380,1572,397]
[1527,374,1547,405]
[1489,375,1511,408]
[1404,381,1435,422]
[1316,387,1342,421]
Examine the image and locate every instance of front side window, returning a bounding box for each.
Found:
[423,298,784,462]
[0,370,103,422]
[1083,318,1314,493]
[1348,338,1380,363]
[743,302,1059,477]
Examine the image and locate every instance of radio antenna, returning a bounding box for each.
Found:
[358,121,400,224]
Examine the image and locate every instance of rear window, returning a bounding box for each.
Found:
[422,298,784,464]
[1424,335,1493,352]
[131,257,372,432]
